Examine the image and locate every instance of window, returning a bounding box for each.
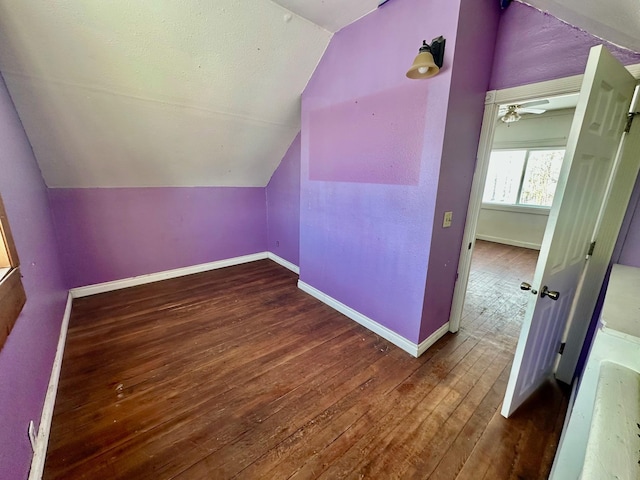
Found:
[482,149,565,207]
[0,194,26,350]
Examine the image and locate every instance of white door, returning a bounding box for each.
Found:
[501,45,637,418]
[555,86,640,383]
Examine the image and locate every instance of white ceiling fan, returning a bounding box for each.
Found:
[499,99,550,123]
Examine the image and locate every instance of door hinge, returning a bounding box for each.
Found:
[587,240,596,258]
[624,111,640,133]
[558,342,566,355]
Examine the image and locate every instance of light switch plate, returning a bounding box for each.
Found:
[443,211,453,228]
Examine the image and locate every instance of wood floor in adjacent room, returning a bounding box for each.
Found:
[45,242,568,480]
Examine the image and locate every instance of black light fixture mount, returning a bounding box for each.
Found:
[500,0,513,10]
[406,36,446,79]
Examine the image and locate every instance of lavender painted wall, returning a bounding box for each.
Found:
[308,83,427,185]
[48,187,267,288]
[300,0,498,344]
[420,0,500,340]
[0,73,67,479]
[266,133,301,266]
[490,2,640,90]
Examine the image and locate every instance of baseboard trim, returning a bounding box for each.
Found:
[29,293,73,480]
[417,322,451,356]
[298,280,447,358]
[267,253,299,274]
[70,252,270,297]
[475,234,541,251]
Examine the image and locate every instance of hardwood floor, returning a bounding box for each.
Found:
[44,245,568,480]
[460,240,540,343]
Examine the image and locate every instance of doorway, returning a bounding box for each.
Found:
[450,54,640,415]
[456,93,578,349]
[448,76,589,339]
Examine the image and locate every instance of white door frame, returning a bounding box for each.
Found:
[448,63,640,335]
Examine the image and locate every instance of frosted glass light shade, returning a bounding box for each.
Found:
[406,51,439,79]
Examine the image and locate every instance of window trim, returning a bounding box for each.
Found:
[0,195,26,350]
[481,202,551,216]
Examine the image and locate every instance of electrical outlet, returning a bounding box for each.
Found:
[443,211,453,228]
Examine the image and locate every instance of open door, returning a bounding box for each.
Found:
[501,45,637,417]
[555,86,640,383]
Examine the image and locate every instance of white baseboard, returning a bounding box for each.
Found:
[267,252,299,274]
[297,280,448,358]
[70,252,270,297]
[417,322,451,356]
[29,293,73,480]
[475,234,541,251]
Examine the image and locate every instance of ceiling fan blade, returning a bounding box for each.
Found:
[520,108,546,114]
[520,99,549,108]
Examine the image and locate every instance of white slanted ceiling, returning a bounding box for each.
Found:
[0,1,373,188]
[272,0,377,33]
[520,0,640,53]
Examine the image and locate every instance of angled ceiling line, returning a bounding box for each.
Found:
[1,70,300,129]
[270,0,378,33]
[266,0,334,35]
[517,0,640,53]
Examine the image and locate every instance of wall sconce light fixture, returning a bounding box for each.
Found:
[406,36,446,79]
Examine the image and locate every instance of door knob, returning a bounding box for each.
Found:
[540,286,560,301]
[520,282,537,295]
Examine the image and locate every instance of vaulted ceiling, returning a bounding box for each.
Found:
[0,1,377,188]
[0,1,638,188]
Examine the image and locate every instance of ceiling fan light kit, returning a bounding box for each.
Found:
[499,99,550,123]
[501,109,521,123]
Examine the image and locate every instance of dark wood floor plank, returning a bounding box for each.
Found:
[52,305,352,417]
[284,335,480,480]
[107,329,392,480]
[48,319,365,477]
[398,352,512,479]
[312,337,498,479]
[176,346,417,478]
[329,312,520,479]
[427,363,512,480]
[44,243,568,480]
[232,337,456,480]
[56,345,364,477]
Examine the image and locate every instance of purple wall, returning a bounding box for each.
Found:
[420,0,500,340]
[48,187,267,288]
[300,0,499,343]
[490,2,640,90]
[0,73,67,479]
[266,133,301,266]
[308,84,427,185]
